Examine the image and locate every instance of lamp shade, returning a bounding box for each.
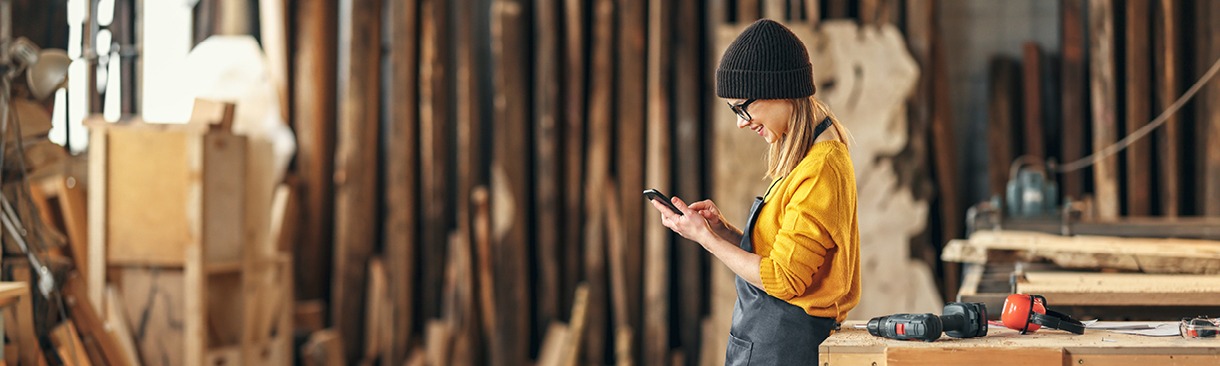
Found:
[27,49,70,101]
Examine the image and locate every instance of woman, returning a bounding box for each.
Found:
[649,19,860,365]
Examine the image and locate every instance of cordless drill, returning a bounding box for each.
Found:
[866,302,988,342]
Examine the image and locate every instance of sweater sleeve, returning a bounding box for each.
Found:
[758,165,843,300]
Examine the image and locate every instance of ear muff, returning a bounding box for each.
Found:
[1001,294,1085,335]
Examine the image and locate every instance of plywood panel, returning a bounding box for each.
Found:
[107,129,191,265]
[118,268,185,366]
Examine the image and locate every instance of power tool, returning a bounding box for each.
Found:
[866,302,988,342]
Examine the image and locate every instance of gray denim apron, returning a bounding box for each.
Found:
[725,117,837,366]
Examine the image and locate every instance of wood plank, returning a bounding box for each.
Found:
[472,187,499,364]
[1088,0,1120,219]
[425,321,454,366]
[418,0,451,322]
[806,0,821,23]
[259,0,290,122]
[1203,0,1220,216]
[51,322,93,366]
[362,257,387,363]
[1153,0,1180,216]
[604,179,632,365]
[490,1,532,365]
[292,0,337,302]
[581,1,615,364]
[1061,0,1088,201]
[64,273,130,366]
[301,329,345,366]
[563,285,591,366]
[827,0,849,19]
[0,280,40,366]
[1017,271,1220,306]
[536,323,570,366]
[562,0,587,321]
[103,286,143,366]
[1022,42,1045,158]
[763,0,785,20]
[85,125,106,302]
[987,57,1019,198]
[535,0,563,343]
[644,0,671,364]
[331,0,381,361]
[942,230,1220,274]
[385,0,419,363]
[1125,0,1153,216]
[442,230,479,366]
[614,1,646,362]
[739,0,760,21]
[674,0,705,361]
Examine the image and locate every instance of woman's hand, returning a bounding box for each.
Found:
[687,199,743,244]
[649,196,715,244]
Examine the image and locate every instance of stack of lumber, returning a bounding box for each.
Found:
[286,1,959,365]
[943,230,1220,319]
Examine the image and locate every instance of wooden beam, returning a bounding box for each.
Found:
[562,0,588,320]
[987,57,1019,198]
[1061,0,1088,200]
[1125,0,1153,216]
[471,187,499,364]
[535,0,563,342]
[1088,0,1119,219]
[582,1,615,364]
[86,126,107,309]
[1022,42,1045,158]
[419,0,452,323]
[292,0,337,302]
[644,0,671,364]
[739,0,760,21]
[1017,271,1220,306]
[763,0,786,20]
[942,230,1220,275]
[385,0,419,363]
[64,273,131,366]
[604,179,633,365]
[674,0,705,361]
[259,0,290,122]
[1153,0,1180,216]
[614,1,646,362]
[806,0,821,24]
[1202,0,1220,216]
[331,0,381,361]
[490,1,532,364]
[827,0,849,19]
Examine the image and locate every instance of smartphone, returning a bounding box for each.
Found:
[643,189,684,216]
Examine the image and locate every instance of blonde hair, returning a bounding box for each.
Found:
[765,96,851,180]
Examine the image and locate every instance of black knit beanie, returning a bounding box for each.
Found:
[716,19,815,99]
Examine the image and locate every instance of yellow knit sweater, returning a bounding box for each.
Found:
[753,141,860,322]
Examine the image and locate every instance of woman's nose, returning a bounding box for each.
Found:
[737,117,750,128]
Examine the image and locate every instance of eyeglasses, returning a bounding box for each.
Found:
[728,99,757,121]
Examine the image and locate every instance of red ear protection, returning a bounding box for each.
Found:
[1001,294,1085,335]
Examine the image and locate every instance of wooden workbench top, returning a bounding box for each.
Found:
[821,321,1220,366]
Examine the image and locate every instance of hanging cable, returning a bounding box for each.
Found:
[1052,55,1220,173]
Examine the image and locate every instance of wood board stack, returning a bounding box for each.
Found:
[943,230,1220,319]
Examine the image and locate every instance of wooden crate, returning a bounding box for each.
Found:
[86,101,292,366]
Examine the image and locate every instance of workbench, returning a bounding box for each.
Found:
[820,321,1220,365]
